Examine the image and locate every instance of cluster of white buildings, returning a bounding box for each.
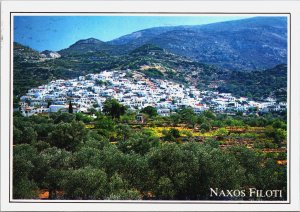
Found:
[18,70,287,117]
[202,92,286,114]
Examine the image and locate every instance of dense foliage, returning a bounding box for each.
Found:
[218,64,287,101]
[13,106,287,200]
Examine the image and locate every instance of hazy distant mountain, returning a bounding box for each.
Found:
[109,17,287,71]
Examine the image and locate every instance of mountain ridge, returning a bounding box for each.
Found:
[112,17,287,71]
[52,16,287,71]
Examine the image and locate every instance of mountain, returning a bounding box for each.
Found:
[14,42,48,96]
[13,17,288,102]
[108,26,179,50]
[58,38,117,56]
[55,17,287,71]
[117,44,224,86]
[40,50,61,59]
[13,42,222,97]
[14,42,287,102]
[109,17,287,71]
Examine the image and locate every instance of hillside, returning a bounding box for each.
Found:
[14,42,41,62]
[217,64,287,101]
[58,38,118,56]
[13,42,222,96]
[14,41,287,103]
[109,17,287,71]
[14,43,47,96]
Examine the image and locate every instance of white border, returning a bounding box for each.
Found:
[1,1,300,211]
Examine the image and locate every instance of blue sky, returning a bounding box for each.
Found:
[14,16,252,52]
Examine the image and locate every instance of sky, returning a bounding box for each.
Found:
[14,16,252,52]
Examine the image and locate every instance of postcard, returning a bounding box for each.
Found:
[1,0,300,211]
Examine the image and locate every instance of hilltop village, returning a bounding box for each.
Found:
[19,70,287,117]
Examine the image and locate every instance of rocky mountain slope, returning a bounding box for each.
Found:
[108,17,287,71]
[55,17,287,71]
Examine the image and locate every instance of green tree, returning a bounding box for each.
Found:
[227,146,263,187]
[236,111,243,116]
[259,159,287,198]
[94,115,116,138]
[72,146,102,168]
[13,116,37,144]
[202,110,216,120]
[61,167,108,199]
[169,128,180,138]
[115,124,133,142]
[34,140,51,152]
[34,123,55,141]
[265,125,287,146]
[214,127,229,140]
[50,112,75,124]
[39,147,72,199]
[200,122,211,133]
[272,119,287,130]
[75,112,93,123]
[49,120,87,151]
[169,113,180,127]
[107,173,141,200]
[13,126,23,144]
[97,145,125,178]
[118,131,159,155]
[85,131,110,150]
[118,153,151,194]
[147,143,200,199]
[88,107,98,114]
[211,120,225,128]
[68,101,73,113]
[155,176,176,199]
[163,128,180,142]
[103,98,126,119]
[13,178,38,199]
[22,127,38,144]
[141,106,158,118]
[120,113,136,124]
[204,149,245,197]
[13,144,40,199]
[178,107,197,128]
